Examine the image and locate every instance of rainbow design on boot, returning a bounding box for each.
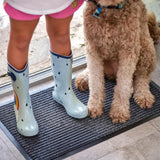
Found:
[14,90,19,110]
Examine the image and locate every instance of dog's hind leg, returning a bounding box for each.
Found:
[75,68,89,91]
[133,37,156,109]
[147,12,160,44]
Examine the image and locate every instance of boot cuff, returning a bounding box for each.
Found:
[7,62,28,73]
[50,50,72,59]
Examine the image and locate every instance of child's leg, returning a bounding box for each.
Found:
[45,15,72,56]
[45,15,88,118]
[45,0,84,56]
[7,17,39,136]
[8,18,39,69]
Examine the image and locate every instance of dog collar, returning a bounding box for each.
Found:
[85,0,125,18]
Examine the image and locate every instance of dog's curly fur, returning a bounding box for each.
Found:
[75,0,160,123]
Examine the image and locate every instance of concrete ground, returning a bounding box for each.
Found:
[0,0,160,160]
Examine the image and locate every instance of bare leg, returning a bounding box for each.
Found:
[45,15,73,56]
[7,18,39,69]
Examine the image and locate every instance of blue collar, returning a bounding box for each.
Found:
[85,0,125,18]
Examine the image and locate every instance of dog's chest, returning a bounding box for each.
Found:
[84,2,141,59]
[95,13,131,44]
[86,17,130,57]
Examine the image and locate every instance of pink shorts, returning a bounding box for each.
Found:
[4,0,84,20]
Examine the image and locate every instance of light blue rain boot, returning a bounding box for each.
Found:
[7,63,39,137]
[50,51,88,119]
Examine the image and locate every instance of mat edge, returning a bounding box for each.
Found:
[0,121,32,160]
[0,80,160,160]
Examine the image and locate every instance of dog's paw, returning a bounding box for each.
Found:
[88,106,103,118]
[87,96,104,118]
[134,92,155,109]
[75,72,89,91]
[109,103,130,123]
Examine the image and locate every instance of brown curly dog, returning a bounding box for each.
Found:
[75,0,160,123]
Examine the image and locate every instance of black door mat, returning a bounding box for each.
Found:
[0,78,160,160]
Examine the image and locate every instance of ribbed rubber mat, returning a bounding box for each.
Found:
[0,78,160,160]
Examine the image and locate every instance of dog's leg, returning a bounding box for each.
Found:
[147,12,160,44]
[133,75,155,108]
[87,54,105,118]
[109,55,137,123]
[75,68,89,91]
[133,37,156,108]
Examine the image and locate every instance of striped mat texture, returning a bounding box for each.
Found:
[0,78,160,160]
